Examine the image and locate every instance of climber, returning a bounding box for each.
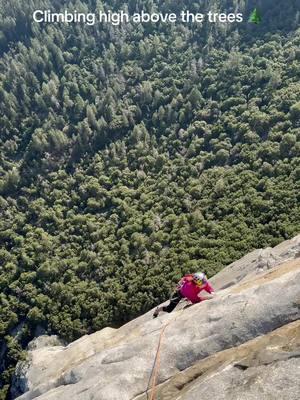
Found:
[153,272,215,318]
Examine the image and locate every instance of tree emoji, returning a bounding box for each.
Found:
[248,8,262,24]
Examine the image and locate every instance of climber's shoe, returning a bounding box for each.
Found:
[153,307,159,318]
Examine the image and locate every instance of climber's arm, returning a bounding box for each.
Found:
[197,282,216,301]
[204,281,215,294]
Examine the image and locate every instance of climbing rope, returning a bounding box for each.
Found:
[148,320,171,400]
[146,304,186,400]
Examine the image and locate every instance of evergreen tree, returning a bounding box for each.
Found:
[248,8,262,24]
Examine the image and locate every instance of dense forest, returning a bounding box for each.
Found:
[0,0,300,398]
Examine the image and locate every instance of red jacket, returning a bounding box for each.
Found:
[178,275,214,303]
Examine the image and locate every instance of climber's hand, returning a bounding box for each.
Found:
[201,293,215,300]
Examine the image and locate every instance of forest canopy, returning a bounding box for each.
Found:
[0,0,300,398]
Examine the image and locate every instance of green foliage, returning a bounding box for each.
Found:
[248,8,262,25]
[0,0,300,396]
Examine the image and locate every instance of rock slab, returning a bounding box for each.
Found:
[12,236,300,400]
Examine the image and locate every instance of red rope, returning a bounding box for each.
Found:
[148,306,185,400]
[149,321,171,400]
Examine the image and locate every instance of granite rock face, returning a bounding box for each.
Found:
[139,320,300,400]
[12,235,300,400]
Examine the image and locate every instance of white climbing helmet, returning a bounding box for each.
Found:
[192,272,207,286]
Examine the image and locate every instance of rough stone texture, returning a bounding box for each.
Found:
[27,335,64,351]
[11,336,65,399]
[136,319,300,400]
[179,357,300,400]
[210,233,300,290]
[12,236,300,400]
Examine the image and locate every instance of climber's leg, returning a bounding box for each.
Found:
[153,291,183,318]
[163,291,183,312]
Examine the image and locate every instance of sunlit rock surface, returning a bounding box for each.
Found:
[12,235,300,400]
